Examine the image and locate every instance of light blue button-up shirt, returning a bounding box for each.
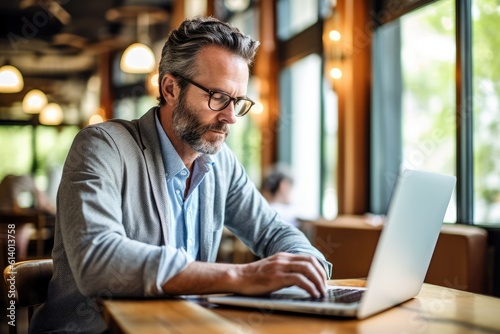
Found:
[154,112,213,286]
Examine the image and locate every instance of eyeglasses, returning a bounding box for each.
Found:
[177,75,255,117]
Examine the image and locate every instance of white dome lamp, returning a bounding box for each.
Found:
[120,13,156,74]
[120,43,156,74]
[224,0,251,12]
[39,102,64,125]
[22,89,48,114]
[0,64,24,93]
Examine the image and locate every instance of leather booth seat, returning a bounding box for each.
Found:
[313,215,488,293]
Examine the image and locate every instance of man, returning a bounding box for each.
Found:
[31,17,332,333]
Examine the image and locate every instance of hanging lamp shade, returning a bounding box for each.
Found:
[0,65,24,93]
[22,89,48,114]
[120,42,155,74]
[224,0,250,12]
[39,103,64,125]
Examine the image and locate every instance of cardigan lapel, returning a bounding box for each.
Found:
[137,107,170,245]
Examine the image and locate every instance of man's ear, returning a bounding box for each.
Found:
[161,73,180,105]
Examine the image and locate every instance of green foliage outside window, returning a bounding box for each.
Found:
[0,125,79,192]
[400,0,456,221]
[401,0,500,223]
[472,0,500,223]
[0,126,33,180]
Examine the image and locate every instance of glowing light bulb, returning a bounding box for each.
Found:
[252,101,264,114]
[150,73,159,87]
[329,30,341,41]
[22,89,48,114]
[330,68,342,80]
[40,103,64,125]
[89,114,104,125]
[120,43,156,74]
[0,65,24,93]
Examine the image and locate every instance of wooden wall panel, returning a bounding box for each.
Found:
[255,0,279,175]
[336,0,372,214]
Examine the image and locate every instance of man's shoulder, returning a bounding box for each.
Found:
[77,120,138,143]
[100,118,140,137]
[78,108,157,147]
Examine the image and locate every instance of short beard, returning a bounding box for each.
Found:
[172,93,230,155]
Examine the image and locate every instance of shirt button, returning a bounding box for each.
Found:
[181,170,187,176]
[175,189,181,195]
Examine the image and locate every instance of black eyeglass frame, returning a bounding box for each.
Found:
[176,75,255,117]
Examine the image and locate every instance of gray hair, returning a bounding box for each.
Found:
[158,16,260,106]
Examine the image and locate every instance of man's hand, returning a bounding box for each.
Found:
[235,252,327,298]
[163,252,327,298]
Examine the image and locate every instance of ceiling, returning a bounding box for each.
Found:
[0,0,173,115]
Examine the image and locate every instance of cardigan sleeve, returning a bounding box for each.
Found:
[58,126,194,297]
[216,146,332,278]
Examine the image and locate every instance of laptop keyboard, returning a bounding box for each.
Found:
[269,288,364,304]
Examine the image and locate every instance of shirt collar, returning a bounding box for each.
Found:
[154,109,215,179]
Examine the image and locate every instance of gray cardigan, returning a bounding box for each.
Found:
[30,107,331,333]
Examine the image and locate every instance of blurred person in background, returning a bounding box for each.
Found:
[261,164,301,229]
[0,174,55,215]
[0,174,55,262]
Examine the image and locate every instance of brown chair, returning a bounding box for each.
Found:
[0,213,55,262]
[3,259,53,334]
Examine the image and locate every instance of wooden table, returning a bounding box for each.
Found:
[101,279,500,333]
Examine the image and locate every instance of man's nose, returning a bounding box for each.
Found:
[218,102,238,124]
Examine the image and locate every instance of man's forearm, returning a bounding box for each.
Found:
[162,261,240,295]
[162,252,327,297]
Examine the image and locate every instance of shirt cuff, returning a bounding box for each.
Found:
[146,245,195,296]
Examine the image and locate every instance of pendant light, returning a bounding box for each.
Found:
[120,13,155,74]
[0,64,24,93]
[22,89,48,114]
[39,102,64,125]
[224,0,250,12]
[120,43,155,73]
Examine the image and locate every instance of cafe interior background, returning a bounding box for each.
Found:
[1,0,500,310]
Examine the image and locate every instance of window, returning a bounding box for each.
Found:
[225,7,262,183]
[472,0,500,223]
[400,1,457,222]
[279,54,322,219]
[0,126,33,180]
[277,0,338,219]
[0,124,79,205]
[322,84,338,219]
[277,0,319,40]
[373,0,500,225]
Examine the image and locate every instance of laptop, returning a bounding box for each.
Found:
[207,169,456,319]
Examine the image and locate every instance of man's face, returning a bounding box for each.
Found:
[172,91,229,155]
[171,45,250,155]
